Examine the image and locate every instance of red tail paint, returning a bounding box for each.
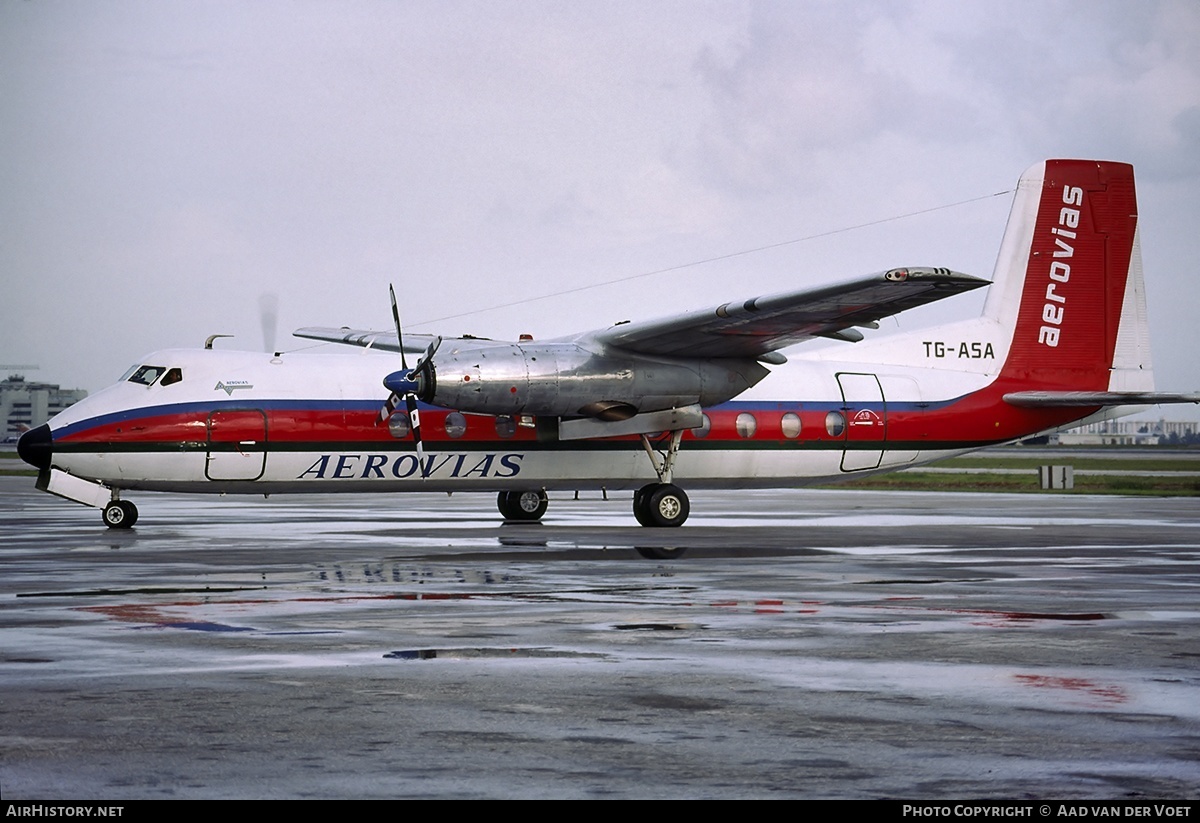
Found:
[1000,160,1138,390]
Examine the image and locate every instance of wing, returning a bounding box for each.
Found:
[296,267,986,359]
[293,327,491,355]
[594,267,988,358]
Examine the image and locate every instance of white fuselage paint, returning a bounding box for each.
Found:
[45,344,997,496]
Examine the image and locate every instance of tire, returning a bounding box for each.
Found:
[102,500,138,529]
[636,483,689,528]
[632,484,655,527]
[497,490,548,521]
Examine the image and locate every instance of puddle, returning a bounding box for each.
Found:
[384,647,606,661]
[134,621,254,633]
[613,623,701,631]
[18,586,262,598]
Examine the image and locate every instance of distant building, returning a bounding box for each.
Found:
[1,375,87,440]
[1058,418,1199,446]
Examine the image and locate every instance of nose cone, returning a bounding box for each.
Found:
[17,424,53,471]
[383,369,419,396]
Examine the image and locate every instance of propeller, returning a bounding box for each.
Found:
[378,285,441,478]
[258,292,279,353]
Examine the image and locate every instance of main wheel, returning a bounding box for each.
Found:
[633,483,689,528]
[102,500,138,529]
[497,490,548,521]
[632,484,654,527]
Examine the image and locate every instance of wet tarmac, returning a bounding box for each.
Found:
[1,476,1198,799]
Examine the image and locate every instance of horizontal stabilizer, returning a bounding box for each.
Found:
[1004,391,1200,408]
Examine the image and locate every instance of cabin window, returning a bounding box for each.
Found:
[127,365,166,386]
[735,412,757,438]
[494,415,516,439]
[691,413,711,439]
[445,412,467,439]
[825,411,846,437]
[781,412,801,439]
[387,412,410,439]
[160,368,183,387]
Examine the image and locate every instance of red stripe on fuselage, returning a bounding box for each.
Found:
[54,391,1091,451]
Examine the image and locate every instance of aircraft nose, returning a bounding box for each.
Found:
[17,424,53,472]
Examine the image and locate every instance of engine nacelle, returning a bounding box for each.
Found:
[421,342,769,419]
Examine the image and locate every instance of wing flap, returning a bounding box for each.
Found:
[595,268,988,357]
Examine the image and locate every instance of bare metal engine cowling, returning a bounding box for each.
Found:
[417,342,769,419]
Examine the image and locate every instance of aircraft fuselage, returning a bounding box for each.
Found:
[27,344,1090,496]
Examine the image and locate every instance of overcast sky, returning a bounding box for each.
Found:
[2,1,1198,413]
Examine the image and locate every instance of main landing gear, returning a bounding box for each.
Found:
[633,430,690,528]
[499,426,693,530]
[102,499,138,529]
[497,489,549,522]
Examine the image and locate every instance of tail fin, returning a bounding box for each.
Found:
[986,159,1152,393]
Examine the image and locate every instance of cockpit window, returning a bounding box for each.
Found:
[127,365,167,386]
[160,368,183,387]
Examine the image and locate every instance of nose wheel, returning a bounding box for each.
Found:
[102,500,138,529]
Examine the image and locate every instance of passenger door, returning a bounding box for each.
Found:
[837,373,885,472]
[206,409,267,481]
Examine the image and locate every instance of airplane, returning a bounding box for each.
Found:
[17,159,1199,557]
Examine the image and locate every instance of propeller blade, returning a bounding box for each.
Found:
[406,394,427,478]
[379,284,410,425]
[389,284,409,372]
[383,284,430,479]
[259,292,279,353]
[376,392,401,426]
[414,336,442,372]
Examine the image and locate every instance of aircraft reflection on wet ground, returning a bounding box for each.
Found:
[2,478,1198,799]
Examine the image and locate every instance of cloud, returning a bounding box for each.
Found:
[1,1,1196,398]
[940,0,1200,177]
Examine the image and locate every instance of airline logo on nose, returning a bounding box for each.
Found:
[214,381,254,396]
